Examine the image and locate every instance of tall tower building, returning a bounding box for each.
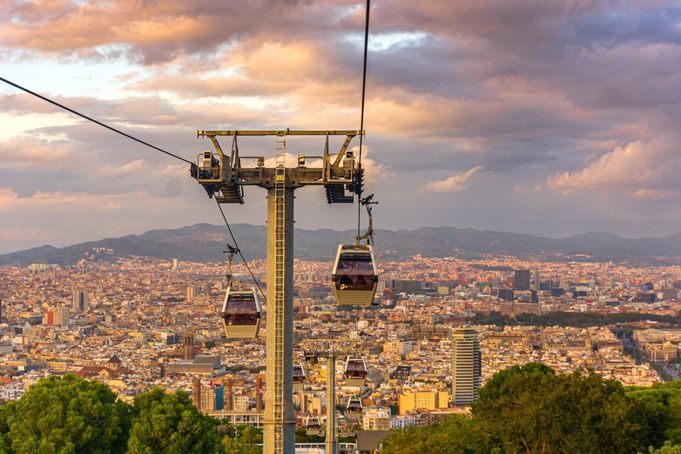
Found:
[182,334,195,361]
[514,270,530,290]
[192,378,202,411]
[48,305,70,328]
[225,376,234,411]
[533,269,541,292]
[451,327,481,405]
[72,289,87,312]
[186,286,195,301]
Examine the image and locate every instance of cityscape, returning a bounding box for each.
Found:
[3,0,681,453]
[1,249,680,451]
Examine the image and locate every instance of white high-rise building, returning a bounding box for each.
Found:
[55,305,70,328]
[451,327,481,405]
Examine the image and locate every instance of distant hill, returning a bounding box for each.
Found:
[2,224,681,266]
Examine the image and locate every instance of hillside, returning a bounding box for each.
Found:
[3,224,681,266]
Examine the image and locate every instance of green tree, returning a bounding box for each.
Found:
[383,363,659,454]
[127,388,220,454]
[628,380,681,447]
[382,414,487,454]
[1,374,130,454]
[473,363,650,453]
[650,441,681,453]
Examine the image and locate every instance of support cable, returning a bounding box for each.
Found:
[0,76,193,165]
[0,76,267,299]
[356,0,371,240]
[215,199,267,302]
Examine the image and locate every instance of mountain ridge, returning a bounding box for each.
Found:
[2,224,681,266]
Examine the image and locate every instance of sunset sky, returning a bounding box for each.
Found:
[1,0,681,253]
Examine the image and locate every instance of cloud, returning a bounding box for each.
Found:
[425,166,482,192]
[0,136,76,170]
[1,0,350,64]
[0,186,136,211]
[2,0,681,244]
[548,135,681,197]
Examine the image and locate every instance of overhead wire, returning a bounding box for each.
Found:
[0,76,193,165]
[215,199,267,301]
[0,76,265,297]
[356,0,371,240]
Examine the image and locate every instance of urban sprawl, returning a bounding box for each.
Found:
[0,254,679,439]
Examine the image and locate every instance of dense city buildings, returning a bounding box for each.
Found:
[0,253,679,441]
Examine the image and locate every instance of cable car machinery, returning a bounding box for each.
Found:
[191,128,371,454]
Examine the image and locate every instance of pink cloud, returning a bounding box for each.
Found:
[425,166,482,192]
[0,186,138,211]
[548,136,681,196]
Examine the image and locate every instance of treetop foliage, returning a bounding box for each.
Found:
[0,374,254,454]
[383,362,681,454]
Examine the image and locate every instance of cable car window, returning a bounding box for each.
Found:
[224,293,259,325]
[335,252,376,291]
[336,253,374,275]
[346,362,366,375]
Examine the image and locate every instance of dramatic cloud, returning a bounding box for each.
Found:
[548,135,681,196]
[2,0,681,251]
[425,166,482,192]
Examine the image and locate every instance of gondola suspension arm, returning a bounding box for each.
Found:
[355,194,377,246]
[223,244,239,288]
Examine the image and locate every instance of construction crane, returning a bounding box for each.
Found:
[191,129,364,454]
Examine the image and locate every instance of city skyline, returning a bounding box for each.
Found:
[3,1,681,253]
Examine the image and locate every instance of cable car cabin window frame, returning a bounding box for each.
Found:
[293,364,306,381]
[344,357,367,378]
[347,397,363,414]
[223,291,261,326]
[221,287,261,339]
[331,244,378,306]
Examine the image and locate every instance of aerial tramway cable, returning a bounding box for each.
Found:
[356,0,371,241]
[0,77,192,165]
[0,76,266,297]
[215,199,267,301]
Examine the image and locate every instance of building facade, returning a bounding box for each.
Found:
[72,289,87,312]
[451,327,481,405]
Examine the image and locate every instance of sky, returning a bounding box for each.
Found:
[1,0,681,253]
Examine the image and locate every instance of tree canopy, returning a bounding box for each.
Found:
[5,365,681,454]
[0,374,130,454]
[126,388,220,454]
[383,362,675,454]
[0,375,251,454]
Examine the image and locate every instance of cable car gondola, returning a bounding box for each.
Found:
[304,351,318,364]
[344,356,367,387]
[293,363,306,391]
[331,244,378,306]
[221,287,261,339]
[346,397,363,419]
[305,415,321,436]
